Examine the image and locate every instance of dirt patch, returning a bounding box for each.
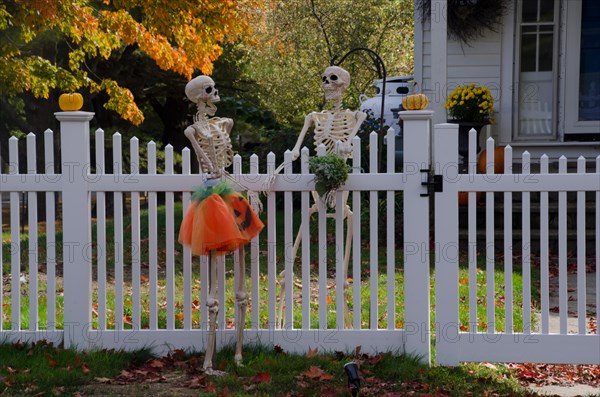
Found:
[78,372,200,397]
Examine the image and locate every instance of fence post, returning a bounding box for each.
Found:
[433,122,460,365]
[55,110,94,349]
[400,110,433,365]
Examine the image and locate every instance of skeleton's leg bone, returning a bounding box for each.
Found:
[234,246,247,366]
[203,252,219,372]
[276,202,320,328]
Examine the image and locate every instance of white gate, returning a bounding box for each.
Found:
[0,110,433,362]
[433,124,600,365]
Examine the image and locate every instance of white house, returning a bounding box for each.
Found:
[414,0,600,159]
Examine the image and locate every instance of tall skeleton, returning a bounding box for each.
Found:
[276,66,366,328]
[183,75,248,374]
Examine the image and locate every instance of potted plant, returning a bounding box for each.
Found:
[445,83,495,167]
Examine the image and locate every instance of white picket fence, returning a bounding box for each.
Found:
[0,110,598,366]
[434,126,599,365]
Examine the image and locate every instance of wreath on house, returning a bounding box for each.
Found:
[416,0,510,45]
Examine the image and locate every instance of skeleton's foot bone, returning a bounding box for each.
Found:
[204,368,227,376]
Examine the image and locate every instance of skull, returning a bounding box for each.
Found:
[322,66,350,101]
[185,75,220,104]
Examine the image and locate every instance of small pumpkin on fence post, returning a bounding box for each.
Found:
[58,93,84,111]
[402,92,429,110]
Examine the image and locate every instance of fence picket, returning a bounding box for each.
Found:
[522,151,531,334]
[283,150,294,329]
[386,127,395,330]
[369,132,378,330]
[96,129,107,330]
[182,148,192,330]
[200,254,208,329]
[165,145,175,330]
[267,152,277,327]
[335,177,344,329]
[113,132,124,331]
[485,137,495,333]
[576,157,586,334]
[250,154,260,328]
[27,133,38,330]
[130,137,141,329]
[558,156,568,334]
[317,144,327,329]
[9,136,20,330]
[218,254,225,330]
[300,148,310,329]
[233,154,242,330]
[44,128,56,330]
[351,136,362,330]
[147,141,158,330]
[540,155,549,334]
[468,128,477,333]
[504,145,513,333]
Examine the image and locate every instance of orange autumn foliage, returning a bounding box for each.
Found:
[0,0,268,124]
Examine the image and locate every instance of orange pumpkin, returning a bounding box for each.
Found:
[458,191,482,206]
[58,93,84,111]
[478,147,505,174]
[402,93,429,110]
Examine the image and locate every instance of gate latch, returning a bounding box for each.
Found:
[420,169,443,197]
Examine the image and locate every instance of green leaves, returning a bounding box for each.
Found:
[309,153,350,199]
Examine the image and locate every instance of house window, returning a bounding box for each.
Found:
[577,1,599,122]
[563,0,600,139]
[515,0,558,139]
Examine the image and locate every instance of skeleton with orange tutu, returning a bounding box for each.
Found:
[178,75,263,375]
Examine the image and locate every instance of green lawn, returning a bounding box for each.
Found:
[0,341,535,397]
[2,200,539,333]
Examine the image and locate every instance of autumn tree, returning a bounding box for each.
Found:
[0,0,267,125]
[244,0,414,125]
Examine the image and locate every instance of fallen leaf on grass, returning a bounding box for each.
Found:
[301,366,333,381]
[148,359,165,369]
[306,346,318,357]
[45,353,58,368]
[94,377,112,384]
[250,372,272,383]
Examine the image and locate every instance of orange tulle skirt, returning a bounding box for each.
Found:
[179,183,263,256]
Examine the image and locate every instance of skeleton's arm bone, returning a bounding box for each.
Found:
[291,113,316,160]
